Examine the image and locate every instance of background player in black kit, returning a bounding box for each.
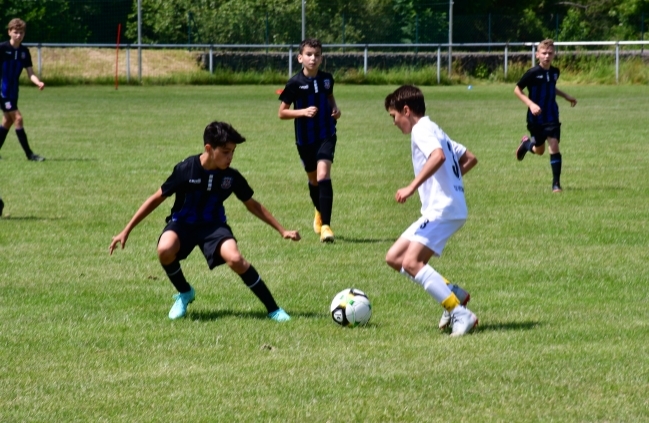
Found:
[514,38,577,192]
[0,18,45,161]
[278,38,341,243]
[109,121,301,321]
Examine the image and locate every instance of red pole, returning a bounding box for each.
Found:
[115,24,121,90]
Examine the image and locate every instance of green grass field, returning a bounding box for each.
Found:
[1,84,648,422]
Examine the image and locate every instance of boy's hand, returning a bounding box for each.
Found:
[303,106,318,118]
[395,186,416,203]
[566,96,577,107]
[109,231,129,255]
[37,82,45,90]
[529,103,542,116]
[331,107,341,120]
[281,230,301,241]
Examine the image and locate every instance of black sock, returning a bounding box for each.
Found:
[318,178,333,226]
[308,182,320,210]
[239,265,279,313]
[15,129,34,158]
[162,261,191,293]
[0,127,8,150]
[550,153,562,184]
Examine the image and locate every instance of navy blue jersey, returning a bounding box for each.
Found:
[161,155,254,225]
[0,41,33,99]
[279,70,337,146]
[517,65,561,125]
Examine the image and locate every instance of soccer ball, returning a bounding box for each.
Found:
[330,288,372,327]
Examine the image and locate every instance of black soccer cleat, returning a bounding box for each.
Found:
[516,136,530,161]
[28,154,45,162]
[552,182,562,193]
[0,198,4,217]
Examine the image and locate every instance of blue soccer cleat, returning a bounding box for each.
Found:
[268,308,291,322]
[168,287,195,320]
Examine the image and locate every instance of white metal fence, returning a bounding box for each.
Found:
[25,40,649,84]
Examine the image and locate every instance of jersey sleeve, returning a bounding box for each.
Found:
[450,139,467,159]
[412,122,443,158]
[160,163,184,197]
[23,47,33,68]
[279,78,297,105]
[516,68,534,90]
[233,170,254,202]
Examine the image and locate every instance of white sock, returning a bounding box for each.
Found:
[413,265,453,303]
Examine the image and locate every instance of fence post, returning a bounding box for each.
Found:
[37,44,42,76]
[209,45,213,74]
[363,46,368,75]
[504,43,508,79]
[126,46,130,83]
[288,47,293,77]
[615,42,619,84]
[437,46,441,84]
[532,44,536,67]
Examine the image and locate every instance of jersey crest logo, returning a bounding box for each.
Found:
[221,177,233,189]
[324,79,331,90]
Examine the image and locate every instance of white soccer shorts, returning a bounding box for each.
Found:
[401,216,466,257]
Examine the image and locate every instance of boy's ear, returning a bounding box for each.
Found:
[403,105,411,116]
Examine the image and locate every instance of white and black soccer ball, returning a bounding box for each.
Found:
[330,288,372,327]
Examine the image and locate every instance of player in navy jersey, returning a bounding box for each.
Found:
[0,19,45,161]
[110,121,301,321]
[278,38,341,243]
[514,38,577,192]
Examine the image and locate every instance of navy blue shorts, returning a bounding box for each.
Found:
[527,122,561,145]
[160,221,236,270]
[0,98,18,112]
[297,134,337,173]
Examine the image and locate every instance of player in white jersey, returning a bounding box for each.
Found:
[384,85,479,336]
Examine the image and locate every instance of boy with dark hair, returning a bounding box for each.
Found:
[0,18,45,161]
[384,85,478,337]
[110,121,301,321]
[514,38,577,192]
[278,38,341,243]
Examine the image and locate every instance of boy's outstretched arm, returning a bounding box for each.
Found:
[395,148,445,203]
[243,197,301,241]
[26,67,45,90]
[328,95,341,120]
[109,188,167,254]
[514,85,541,116]
[459,149,478,176]
[556,88,577,107]
[278,101,317,120]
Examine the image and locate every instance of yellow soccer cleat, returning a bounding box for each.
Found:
[320,224,334,243]
[313,209,323,234]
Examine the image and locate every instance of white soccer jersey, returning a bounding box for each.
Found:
[410,116,467,220]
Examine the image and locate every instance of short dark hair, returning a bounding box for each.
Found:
[384,85,426,116]
[299,38,322,54]
[203,121,246,148]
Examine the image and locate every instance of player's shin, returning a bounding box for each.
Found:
[240,265,279,313]
[162,261,191,293]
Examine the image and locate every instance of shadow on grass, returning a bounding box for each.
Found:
[476,320,541,333]
[44,158,98,162]
[189,309,324,321]
[335,235,395,244]
[1,215,63,221]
